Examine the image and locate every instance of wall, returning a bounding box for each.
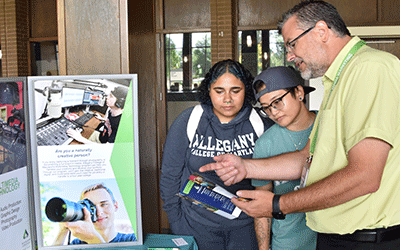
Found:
[0,0,29,77]
[30,0,57,38]
[237,0,400,29]
[57,0,128,75]
[211,0,236,63]
[128,0,162,235]
[164,0,210,31]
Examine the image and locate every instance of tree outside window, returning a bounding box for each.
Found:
[165,32,211,94]
[238,30,294,75]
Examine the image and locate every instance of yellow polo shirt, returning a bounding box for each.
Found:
[306,36,400,234]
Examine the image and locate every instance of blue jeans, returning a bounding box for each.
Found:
[170,213,258,250]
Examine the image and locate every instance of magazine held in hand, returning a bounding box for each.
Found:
[177,173,242,219]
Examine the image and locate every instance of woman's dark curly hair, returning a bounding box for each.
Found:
[197,59,256,106]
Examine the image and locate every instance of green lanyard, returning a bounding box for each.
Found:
[309,40,366,156]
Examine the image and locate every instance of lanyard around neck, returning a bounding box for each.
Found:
[309,40,366,155]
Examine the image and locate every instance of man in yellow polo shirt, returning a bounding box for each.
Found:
[200,1,400,249]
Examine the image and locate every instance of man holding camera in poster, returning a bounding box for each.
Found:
[50,183,136,245]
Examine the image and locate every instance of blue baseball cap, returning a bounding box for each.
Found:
[253,66,315,101]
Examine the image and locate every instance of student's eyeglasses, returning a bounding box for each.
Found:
[259,90,291,117]
[286,26,314,52]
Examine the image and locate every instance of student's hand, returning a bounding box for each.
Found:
[67,128,83,141]
[95,113,105,121]
[199,154,247,186]
[64,208,106,244]
[231,189,274,218]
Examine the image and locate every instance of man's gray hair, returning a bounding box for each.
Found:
[277,1,350,37]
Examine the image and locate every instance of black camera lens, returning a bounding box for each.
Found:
[45,197,97,222]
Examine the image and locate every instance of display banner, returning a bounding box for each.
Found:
[0,167,32,250]
[0,78,33,250]
[27,75,142,249]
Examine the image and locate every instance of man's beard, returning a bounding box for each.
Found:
[295,58,327,80]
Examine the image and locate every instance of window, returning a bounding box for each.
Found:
[165,32,211,96]
[238,30,294,77]
[165,32,211,128]
[191,33,211,90]
[165,33,183,92]
[30,41,59,76]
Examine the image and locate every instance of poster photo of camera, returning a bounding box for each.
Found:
[27,74,142,249]
[40,178,137,246]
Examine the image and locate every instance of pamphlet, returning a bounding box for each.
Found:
[177,173,241,219]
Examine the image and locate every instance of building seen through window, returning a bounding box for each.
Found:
[165,32,211,94]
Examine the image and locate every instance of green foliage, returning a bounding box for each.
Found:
[166,36,182,70]
[270,31,285,67]
[40,183,60,246]
[192,35,211,80]
[165,36,182,84]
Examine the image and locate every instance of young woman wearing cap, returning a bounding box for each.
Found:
[160,59,273,250]
[251,66,317,250]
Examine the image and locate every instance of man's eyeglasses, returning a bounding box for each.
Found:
[286,26,314,52]
[259,90,291,117]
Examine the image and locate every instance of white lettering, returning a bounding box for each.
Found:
[245,133,255,146]
[190,133,256,157]
[198,135,207,150]
[232,138,241,150]
[191,134,200,148]
[223,140,231,152]
[215,139,224,151]
[238,135,249,148]
[206,136,215,150]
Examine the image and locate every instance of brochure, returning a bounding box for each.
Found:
[177,173,241,219]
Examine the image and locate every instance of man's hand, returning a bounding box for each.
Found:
[64,208,106,244]
[52,222,70,245]
[232,190,275,218]
[199,154,247,186]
